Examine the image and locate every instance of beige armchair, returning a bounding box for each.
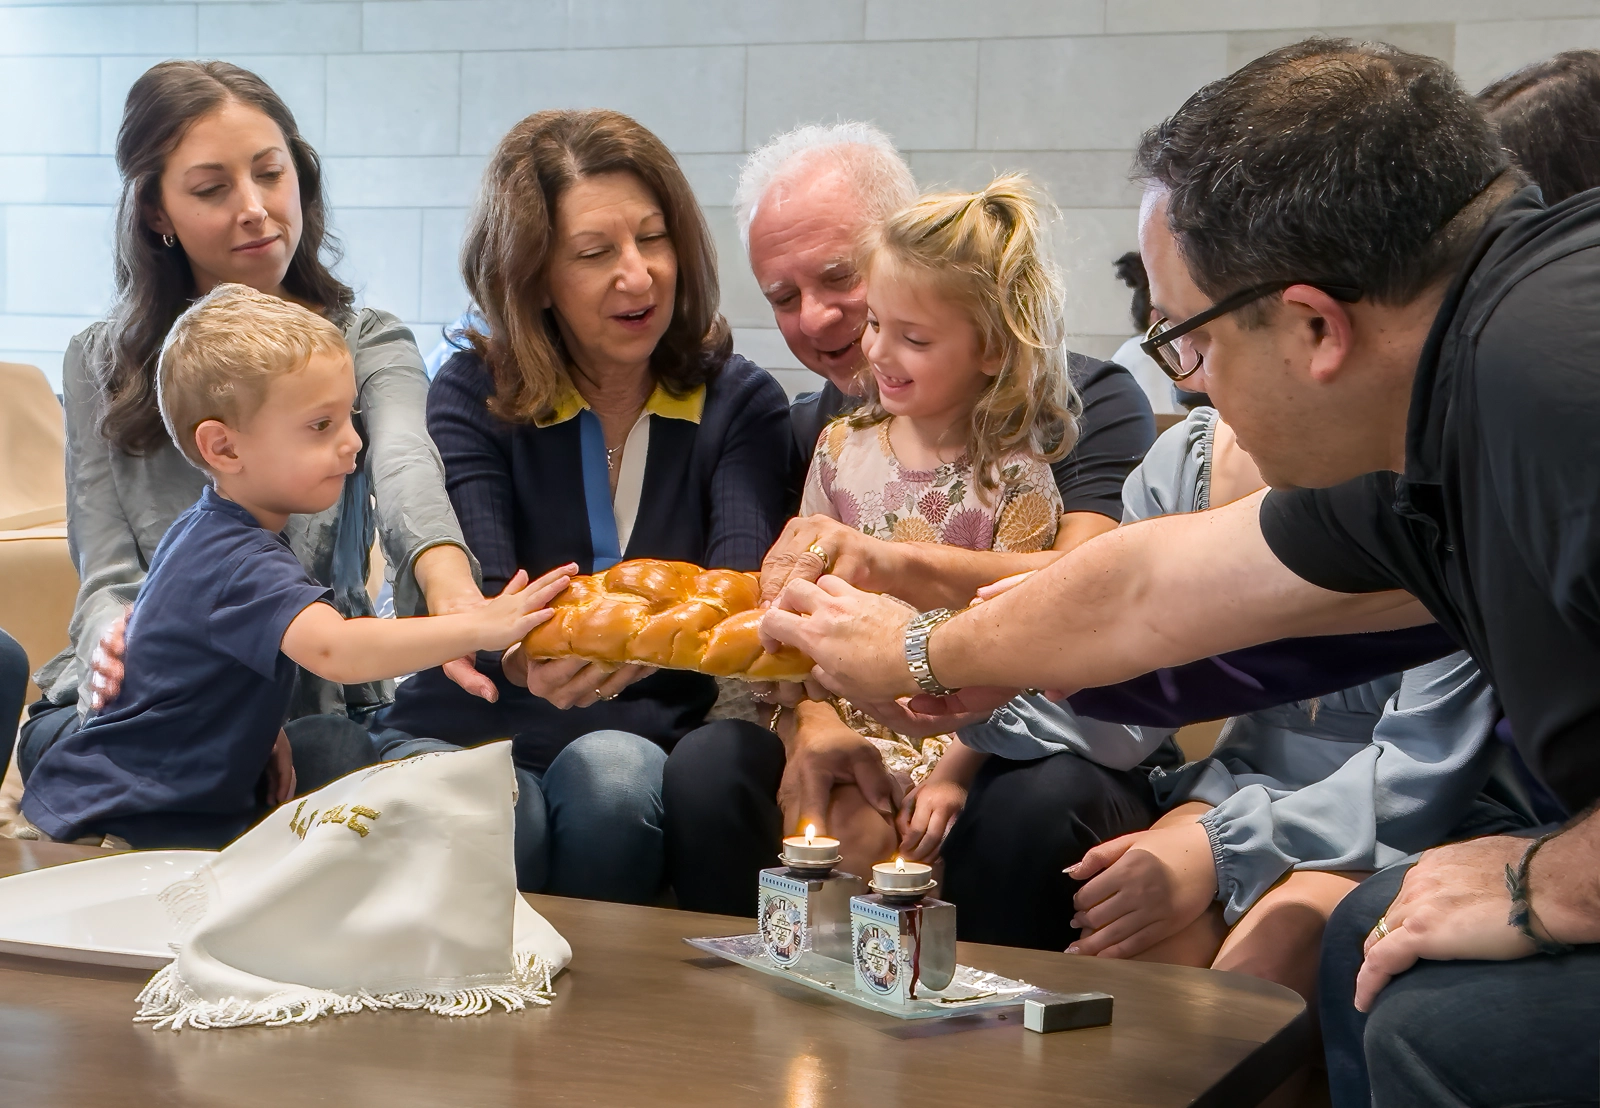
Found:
[0,361,75,711]
[0,361,75,828]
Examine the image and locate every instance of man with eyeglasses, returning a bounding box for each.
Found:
[762,38,1600,1108]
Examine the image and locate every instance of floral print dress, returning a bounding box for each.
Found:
[801,419,1063,554]
[798,417,1064,783]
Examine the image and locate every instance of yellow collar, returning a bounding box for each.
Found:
[535,380,705,429]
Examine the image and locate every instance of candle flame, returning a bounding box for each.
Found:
[804,824,816,845]
[894,857,906,873]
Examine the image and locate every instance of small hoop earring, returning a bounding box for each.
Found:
[161,233,176,248]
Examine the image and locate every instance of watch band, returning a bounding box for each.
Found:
[904,608,958,696]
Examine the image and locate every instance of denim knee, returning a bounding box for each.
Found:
[1360,974,1463,1108]
[541,730,666,902]
[544,729,667,819]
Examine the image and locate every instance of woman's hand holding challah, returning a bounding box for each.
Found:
[500,647,655,710]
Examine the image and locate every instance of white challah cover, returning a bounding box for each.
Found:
[135,741,571,1030]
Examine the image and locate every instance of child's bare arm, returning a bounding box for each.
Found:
[281,565,573,686]
[895,739,988,862]
[928,738,988,788]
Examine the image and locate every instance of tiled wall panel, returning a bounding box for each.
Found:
[1,1,1597,393]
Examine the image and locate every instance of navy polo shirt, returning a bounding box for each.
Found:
[23,486,332,846]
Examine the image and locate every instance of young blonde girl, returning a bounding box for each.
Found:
[789,173,1081,878]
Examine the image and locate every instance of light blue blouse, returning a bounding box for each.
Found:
[959,408,1537,922]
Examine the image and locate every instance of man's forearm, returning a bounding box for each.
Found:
[1530,808,1600,945]
[925,494,1429,694]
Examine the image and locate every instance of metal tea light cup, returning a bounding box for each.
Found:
[869,859,936,899]
[758,826,864,966]
[779,827,843,874]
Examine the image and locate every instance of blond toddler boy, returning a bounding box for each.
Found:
[22,285,569,847]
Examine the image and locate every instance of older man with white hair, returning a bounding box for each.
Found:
[736,122,915,462]
[738,123,1160,570]
[661,123,1170,950]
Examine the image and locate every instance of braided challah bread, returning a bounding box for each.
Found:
[519,558,815,682]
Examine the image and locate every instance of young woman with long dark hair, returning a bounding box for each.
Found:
[18,61,483,827]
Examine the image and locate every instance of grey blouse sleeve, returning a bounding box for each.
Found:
[1199,651,1501,923]
[43,327,144,708]
[958,693,1175,770]
[346,309,476,617]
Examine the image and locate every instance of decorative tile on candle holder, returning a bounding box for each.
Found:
[758,825,865,965]
[849,858,957,1005]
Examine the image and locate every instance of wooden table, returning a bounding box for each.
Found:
[0,841,1308,1107]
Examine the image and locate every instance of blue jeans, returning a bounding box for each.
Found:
[0,629,28,782]
[374,728,666,902]
[1321,854,1600,1108]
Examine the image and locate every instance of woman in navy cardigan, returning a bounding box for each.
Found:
[374,109,794,901]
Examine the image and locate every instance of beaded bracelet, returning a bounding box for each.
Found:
[1504,830,1576,957]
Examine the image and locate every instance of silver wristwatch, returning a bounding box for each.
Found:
[903,608,958,696]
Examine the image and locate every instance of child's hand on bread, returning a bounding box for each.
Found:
[471,564,576,653]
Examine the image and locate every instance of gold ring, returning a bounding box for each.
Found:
[1371,915,1391,941]
[806,542,831,570]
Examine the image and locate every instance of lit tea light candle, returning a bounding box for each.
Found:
[870,856,935,895]
[781,824,842,868]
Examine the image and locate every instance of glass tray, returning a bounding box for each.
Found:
[684,932,1037,1021]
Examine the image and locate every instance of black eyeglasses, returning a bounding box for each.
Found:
[1140,280,1364,381]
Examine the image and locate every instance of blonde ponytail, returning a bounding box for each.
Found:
[853,172,1080,490]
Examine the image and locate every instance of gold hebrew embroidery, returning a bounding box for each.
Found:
[346,806,381,837]
[289,801,317,840]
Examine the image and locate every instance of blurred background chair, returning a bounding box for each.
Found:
[0,361,76,830]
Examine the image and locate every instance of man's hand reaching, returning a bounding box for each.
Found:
[759,516,883,606]
[777,700,903,832]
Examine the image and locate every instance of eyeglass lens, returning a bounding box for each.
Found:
[1149,320,1201,379]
